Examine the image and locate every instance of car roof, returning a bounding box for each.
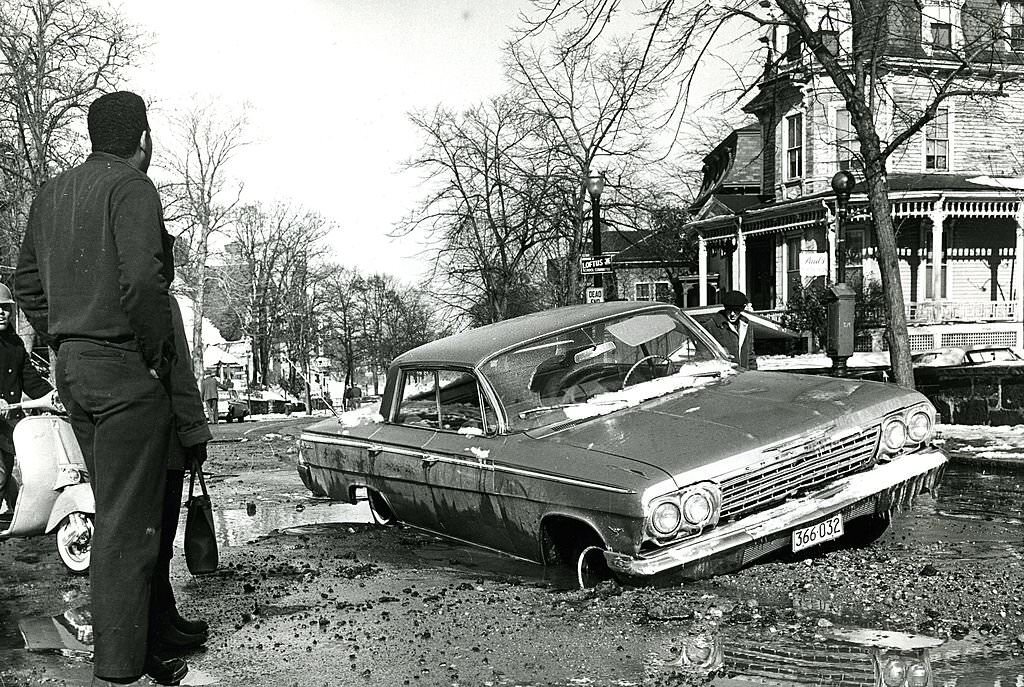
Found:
[393,301,675,369]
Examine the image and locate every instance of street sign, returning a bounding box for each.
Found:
[580,255,614,275]
[586,287,605,304]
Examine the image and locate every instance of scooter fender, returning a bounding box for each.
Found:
[45,483,95,533]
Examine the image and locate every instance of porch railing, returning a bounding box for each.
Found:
[906,300,1018,323]
[771,300,1019,328]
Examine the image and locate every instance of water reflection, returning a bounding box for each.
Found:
[173,499,372,549]
[640,623,1021,686]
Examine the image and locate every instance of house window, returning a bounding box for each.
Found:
[785,30,803,62]
[930,22,952,49]
[1007,2,1024,51]
[835,109,858,171]
[634,281,671,302]
[925,108,949,171]
[785,113,804,180]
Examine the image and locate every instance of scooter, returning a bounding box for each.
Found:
[0,394,94,573]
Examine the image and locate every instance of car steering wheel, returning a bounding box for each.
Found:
[622,354,673,388]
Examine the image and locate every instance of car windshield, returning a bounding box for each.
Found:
[482,308,729,431]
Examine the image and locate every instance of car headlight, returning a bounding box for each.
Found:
[906,662,930,687]
[881,657,907,687]
[682,491,712,525]
[906,406,934,443]
[881,417,908,453]
[651,501,681,535]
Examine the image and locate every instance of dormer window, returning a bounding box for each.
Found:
[930,22,952,49]
[785,30,803,62]
[1006,2,1024,51]
[921,1,960,53]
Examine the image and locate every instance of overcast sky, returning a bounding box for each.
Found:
[116,0,529,283]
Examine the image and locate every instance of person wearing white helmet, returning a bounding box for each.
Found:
[0,283,54,510]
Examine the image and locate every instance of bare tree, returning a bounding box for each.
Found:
[0,0,144,267]
[508,37,686,306]
[161,101,248,378]
[222,202,329,388]
[402,98,561,325]
[523,0,1024,388]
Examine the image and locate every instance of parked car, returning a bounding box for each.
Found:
[297,302,947,586]
[912,345,1024,368]
[218,390,249,423]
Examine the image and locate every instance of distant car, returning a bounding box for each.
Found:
[912,345,1024,368]
[297,302,947,586]
[219,391,249,423]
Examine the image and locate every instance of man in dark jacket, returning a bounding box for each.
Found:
[14,92,184,686]
[705,290,758,369]
[0,283,53,510]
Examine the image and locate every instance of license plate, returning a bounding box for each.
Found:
[791,513,844,553]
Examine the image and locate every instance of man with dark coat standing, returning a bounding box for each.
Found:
[14,92,185,686]
[705,290,758,370]
[0,283,53,510]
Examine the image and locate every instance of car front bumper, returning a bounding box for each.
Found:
[604,449,948,579]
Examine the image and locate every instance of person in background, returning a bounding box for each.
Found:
[705,290,758,370]
[0,283,54,511]
[14,91,183,686]
[200,368,225,424]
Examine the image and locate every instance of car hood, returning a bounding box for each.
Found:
[528,370,923,486]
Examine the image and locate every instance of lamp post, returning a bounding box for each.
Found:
[828,170,857,377]
[586,171,606,294]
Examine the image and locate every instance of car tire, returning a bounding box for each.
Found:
[576,545,614,589]
[367,490,395,526]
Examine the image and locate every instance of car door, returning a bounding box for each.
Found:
[417,369,504,545]
[369,367,447,532]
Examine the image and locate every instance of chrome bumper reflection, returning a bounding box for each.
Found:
[605,449,948,578]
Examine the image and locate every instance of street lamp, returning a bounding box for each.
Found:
[831,169,857,281]
[828,169,857,377]
[586,171,606,293]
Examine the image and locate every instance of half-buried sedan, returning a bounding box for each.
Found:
[297,301,947,586]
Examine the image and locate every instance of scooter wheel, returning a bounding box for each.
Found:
[56,512,93,574]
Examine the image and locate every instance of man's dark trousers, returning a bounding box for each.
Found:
[55,340,172,680]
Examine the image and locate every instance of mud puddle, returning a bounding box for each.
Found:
[172,499,373,550]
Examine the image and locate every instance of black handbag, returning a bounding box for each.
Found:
[184,465,219,575]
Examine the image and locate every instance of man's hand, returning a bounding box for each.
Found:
[183,442,208,469]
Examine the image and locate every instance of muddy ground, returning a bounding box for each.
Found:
[1,415,1022,686]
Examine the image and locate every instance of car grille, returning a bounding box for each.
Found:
[719,426,880,522]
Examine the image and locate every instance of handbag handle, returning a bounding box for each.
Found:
[188,464,209,500]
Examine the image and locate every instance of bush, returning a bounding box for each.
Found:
[782,279,886,351]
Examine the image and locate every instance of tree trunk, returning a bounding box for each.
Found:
[190,230,211,380]
[862,163,915,388]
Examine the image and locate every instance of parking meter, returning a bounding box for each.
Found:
[825,283,856,375]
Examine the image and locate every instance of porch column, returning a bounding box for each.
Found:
[698,237,708,306]
[780,235,789,305]
[734,228,746,292]
[1016,202,1024,328]
[929,201,946,302]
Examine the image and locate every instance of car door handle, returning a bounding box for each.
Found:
[421,454,439,464]
[368,445,383,456]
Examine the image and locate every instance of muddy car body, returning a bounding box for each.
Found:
[298,302,947,582]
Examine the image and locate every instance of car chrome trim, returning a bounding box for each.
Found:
[300,433,635,494]
[606,449,947,578]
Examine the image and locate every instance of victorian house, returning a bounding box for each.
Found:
[687,0,1024,351]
